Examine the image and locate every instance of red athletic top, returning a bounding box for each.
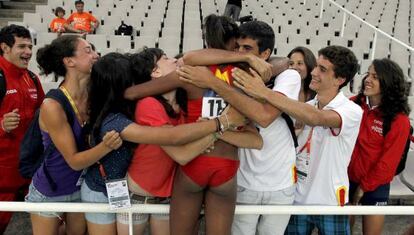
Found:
[209,64,235,86]
[348,96,410,192]
[128,97,182,197]
[185,64,236,124]
[186,98,202,123]
[0,56,44,191]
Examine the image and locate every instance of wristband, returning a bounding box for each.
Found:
[217,117,225,134]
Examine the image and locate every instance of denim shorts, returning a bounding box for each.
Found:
[117,193,170,225]
[80,181,117,224]
[25,182,81,218]
[349,181,390,205]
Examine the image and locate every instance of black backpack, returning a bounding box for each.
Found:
[394,125,413,175]
[19,88,74,191]
[0,69,39,104]
[116,22,133,36]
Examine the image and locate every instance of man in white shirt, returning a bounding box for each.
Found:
[232,45,362,235]
[178,21,301,235]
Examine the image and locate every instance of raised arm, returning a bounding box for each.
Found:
[183,49,251,66]
[219,124,263,149]
[269,56,289,78]
[162,133,218,165]
[178,65,282,127]
[183,49,273,81]
[39,99,121,171]
[233,68,342,128]
[120,107,247,146]
[124,71,191,100]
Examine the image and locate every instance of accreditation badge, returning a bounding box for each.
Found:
[105,179,131,210]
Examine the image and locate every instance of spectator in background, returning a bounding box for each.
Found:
[224,0,242,21]
[232,45,362,234]
[287,46,317,103]
[50,7,68,33]
[0,24,44,234]
[49,7,81,34]
[67,0,99,34]
[348,58,410,235]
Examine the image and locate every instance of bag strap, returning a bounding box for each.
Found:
[41,89,76,191]
[264,75,298,148]
[281,113,298,148]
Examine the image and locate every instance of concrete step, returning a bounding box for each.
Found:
[1,1,39,10]
[0,8,35,18]
[0,17,24,27]
[9,0,47,3]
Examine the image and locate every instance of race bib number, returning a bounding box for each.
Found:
[202,97,228,118]
[105,179,131,210]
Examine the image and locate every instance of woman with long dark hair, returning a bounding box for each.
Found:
[287,46,316,102]
[26,35,118,235]
[348,58,411,235]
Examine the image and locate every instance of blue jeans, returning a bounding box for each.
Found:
[231,185,295,235]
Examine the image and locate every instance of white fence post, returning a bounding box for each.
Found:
[371,31,378,60]
[320,0,325,18]
[340,11,346,37]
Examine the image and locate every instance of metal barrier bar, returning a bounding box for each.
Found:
[1,202,414,215]
[320,0,414,52]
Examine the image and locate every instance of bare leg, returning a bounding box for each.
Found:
[403,223,414,235]
[117,220,147,235]
[204,177,237,235]
[30,213,60,235]
[362,215,385,235]
[87,221,117,235]
[65,212,87,235]
[170,168,204,235]
[150,217,170,235]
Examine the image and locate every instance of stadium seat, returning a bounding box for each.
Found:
[36,32,57,46]
[134,35,157,49]
[108,35,132,51]
[23,12,42,24]
[389,174,414,203]
[86,34,108,53]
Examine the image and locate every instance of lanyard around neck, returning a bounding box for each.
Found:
[59,86,83,126]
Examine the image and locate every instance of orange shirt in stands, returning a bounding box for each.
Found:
[67,12,97,33]
[49,17,67,32]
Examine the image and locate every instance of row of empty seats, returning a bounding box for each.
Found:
[10,0,414,84]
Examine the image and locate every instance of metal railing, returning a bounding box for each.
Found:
[318,0,414,60]
[1,202,414,234]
